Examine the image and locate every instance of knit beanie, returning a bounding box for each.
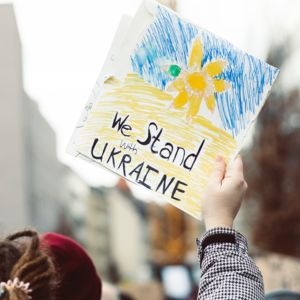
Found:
[41,232,102,300]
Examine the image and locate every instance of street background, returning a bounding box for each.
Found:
[1,0,300,299]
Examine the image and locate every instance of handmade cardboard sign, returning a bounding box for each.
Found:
[68,0,279,219]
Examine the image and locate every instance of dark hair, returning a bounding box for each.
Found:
[0,230,56,300]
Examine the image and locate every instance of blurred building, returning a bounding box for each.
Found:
[24,94,65,232]
[0,4,70,233]
[85,186,111,280]
[0,4,30,232]
[148,203,202,266]
[147,203,201,300]
[108,179,149,282]
[85,179,150,283]
[148,204,187,266]
[58,165,91,240]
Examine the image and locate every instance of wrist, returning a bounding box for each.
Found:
[204,218,233,231]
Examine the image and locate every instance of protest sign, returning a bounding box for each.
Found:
[68,0,279,219]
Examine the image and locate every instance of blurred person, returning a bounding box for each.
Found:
[118,292,136,300]
[197,156,264,299]
[0,230,101,300]
[266,290,300,300]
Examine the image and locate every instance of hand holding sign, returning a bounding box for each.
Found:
[203,156,247,230]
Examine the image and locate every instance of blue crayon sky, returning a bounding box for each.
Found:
[131,6,279,137]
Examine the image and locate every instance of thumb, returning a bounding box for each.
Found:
[209,156,226,186]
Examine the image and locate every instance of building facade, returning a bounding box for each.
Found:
[85,179,150,283]
[0,4,29,232]
[0,4,68,233]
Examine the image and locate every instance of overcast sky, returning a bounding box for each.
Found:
[1,0,299,197]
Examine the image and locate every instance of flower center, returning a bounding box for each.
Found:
[187,72,207,92]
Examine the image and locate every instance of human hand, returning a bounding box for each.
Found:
[202,155,247,230]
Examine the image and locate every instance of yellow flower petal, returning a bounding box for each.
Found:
[173,90,188,108]
[204,60,228,77]
[188,38,203,71]
[187,72,207,91]
[213,79,230,92]
[206,95,216,112]
[166,78,185,92]
[187,94,202,117]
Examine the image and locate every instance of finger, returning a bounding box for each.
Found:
[225,155,244,180]
[209,156,226,186]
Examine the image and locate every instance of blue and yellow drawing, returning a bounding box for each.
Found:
[131,6,279,137]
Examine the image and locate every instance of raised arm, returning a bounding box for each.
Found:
[197,156,264,300]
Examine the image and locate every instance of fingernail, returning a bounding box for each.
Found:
[216,156,223,162]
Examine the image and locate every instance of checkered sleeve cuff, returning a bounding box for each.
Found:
[196,227,264,300]
[196,227,248,266]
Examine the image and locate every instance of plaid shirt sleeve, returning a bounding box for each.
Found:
[196,227,264,300]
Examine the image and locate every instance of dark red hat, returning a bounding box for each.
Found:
[40,233,102,300]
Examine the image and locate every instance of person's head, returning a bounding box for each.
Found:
[0,230,55,300]
[0,230,102,300]
[41,232,102,300]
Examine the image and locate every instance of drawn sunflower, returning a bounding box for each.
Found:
[165,38,231,118]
